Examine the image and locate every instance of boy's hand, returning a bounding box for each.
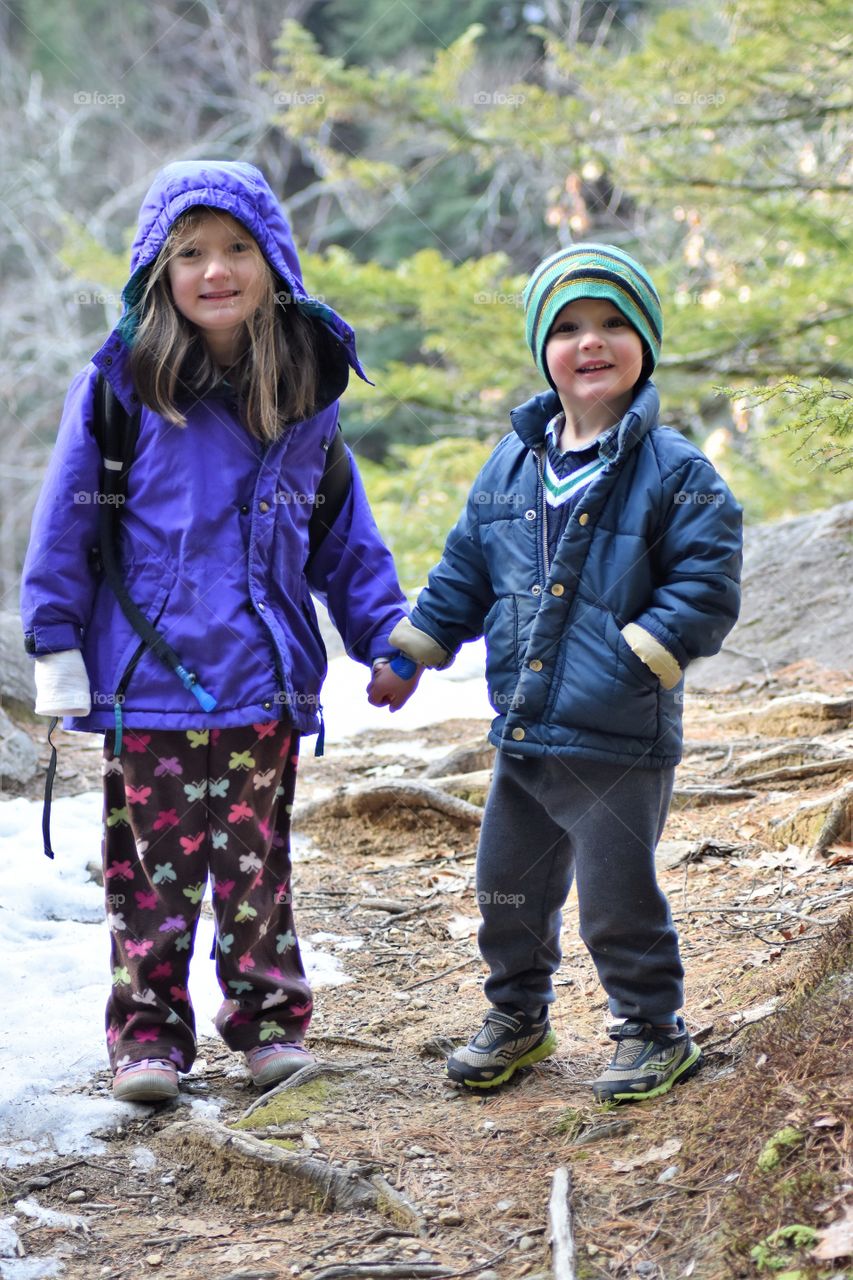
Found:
[367,661,423,712]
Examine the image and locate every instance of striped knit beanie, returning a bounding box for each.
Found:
[523,243,663,390]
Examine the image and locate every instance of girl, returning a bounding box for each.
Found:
[21,160,420,1104]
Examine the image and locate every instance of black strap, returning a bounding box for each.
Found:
[307,428,352,566]
[93,377,199,685]
[42,717,59,859]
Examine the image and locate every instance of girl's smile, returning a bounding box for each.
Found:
[167,210,266,364]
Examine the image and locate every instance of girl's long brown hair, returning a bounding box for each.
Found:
[128,207,319,442]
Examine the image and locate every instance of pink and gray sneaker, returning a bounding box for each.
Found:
[245,1043,315,1089]
[112,1058,179,1103]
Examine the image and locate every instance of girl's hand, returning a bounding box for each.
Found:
[366,661,423,712]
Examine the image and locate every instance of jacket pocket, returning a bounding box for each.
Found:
[605,613,662,690]
[108,578,175,703]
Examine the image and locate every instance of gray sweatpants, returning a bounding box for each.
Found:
[477,750,682,1022]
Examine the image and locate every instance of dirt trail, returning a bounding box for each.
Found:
[2,667,852,1280]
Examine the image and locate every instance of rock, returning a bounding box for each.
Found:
[687,500,853,688]
[424,740,495,778]
[0,610,35,715]
[438,1210,463,1226]
[0,707,38,785]
[518,1236,537,1252]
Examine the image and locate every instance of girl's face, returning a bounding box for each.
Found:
[166,209,268,364]
[545,297,644,422]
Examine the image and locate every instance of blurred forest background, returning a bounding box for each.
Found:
[1,0,850,598]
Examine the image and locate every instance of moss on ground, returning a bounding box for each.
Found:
[229,1078,331,1130]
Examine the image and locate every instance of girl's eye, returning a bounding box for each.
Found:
[177,247,199,258]
[232,242,250,253]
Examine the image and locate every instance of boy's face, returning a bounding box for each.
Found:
[545,297,644,422]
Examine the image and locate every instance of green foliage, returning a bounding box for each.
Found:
[750,1223,818,1273]
[266,1,852,514]
[359,437,493,593]
[757,1127,806,1173]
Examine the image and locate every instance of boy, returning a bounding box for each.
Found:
[388,244,742,1103]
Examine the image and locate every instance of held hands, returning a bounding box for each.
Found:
[367,658,423,713]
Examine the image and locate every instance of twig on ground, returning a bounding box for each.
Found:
[549,1166,576,1280]
[401,959,473,991]
[309,1034,393,1053]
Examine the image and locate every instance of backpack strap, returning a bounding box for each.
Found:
[93,376,217,734]
[306,426,352,566]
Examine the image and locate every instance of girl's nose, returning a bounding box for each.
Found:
[205,257,229,279]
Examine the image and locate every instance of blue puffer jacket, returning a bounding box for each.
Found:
[20,162,408,738]
[408,381,743,768]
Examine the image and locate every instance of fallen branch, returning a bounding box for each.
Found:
[311,1270,451,1280]
[549,1166,576,1280]
[671,786,756,808]
[308,1034,393,1053]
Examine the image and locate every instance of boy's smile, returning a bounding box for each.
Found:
[545,297,644,442]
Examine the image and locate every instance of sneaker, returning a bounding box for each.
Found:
[592,1018,702,1104]
[112,1058,179,1104]
[446,1008,557,1089]
[245,1042,315,1089]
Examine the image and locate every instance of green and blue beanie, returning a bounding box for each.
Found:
[523,243,663,390]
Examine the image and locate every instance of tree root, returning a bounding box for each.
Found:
[296,780,483,828]
[162,1114,423,1228]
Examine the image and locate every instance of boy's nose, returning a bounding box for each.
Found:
[579,328,604,347]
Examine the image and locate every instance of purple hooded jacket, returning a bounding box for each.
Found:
[20,161,408,738]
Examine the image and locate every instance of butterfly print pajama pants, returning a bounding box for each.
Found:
[101,722,312,1074]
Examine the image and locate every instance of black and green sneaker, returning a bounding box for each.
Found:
[592,1017,702,1104]
[446,1008,557,1089]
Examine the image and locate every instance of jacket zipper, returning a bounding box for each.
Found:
[536,451,550,581]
